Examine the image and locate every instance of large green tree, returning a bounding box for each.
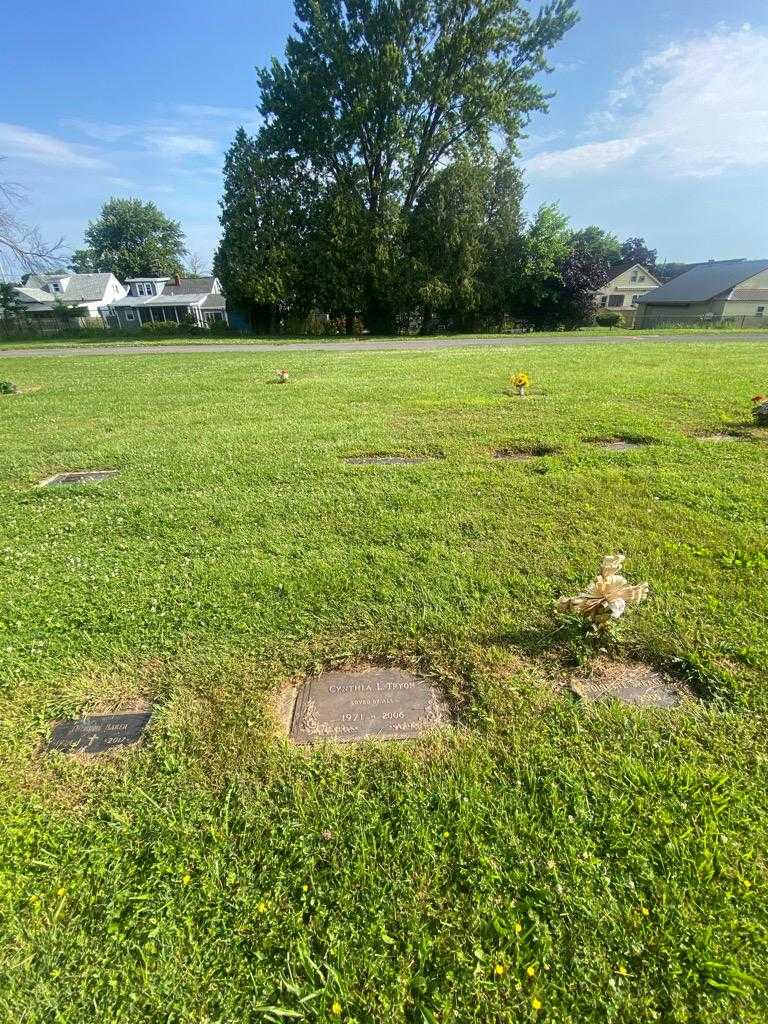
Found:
[71,198,186,280]
[405,154,524,330]
[227,0,576,331]
[568,225,622,266]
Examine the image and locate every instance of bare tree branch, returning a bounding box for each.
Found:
[0,161,65,277]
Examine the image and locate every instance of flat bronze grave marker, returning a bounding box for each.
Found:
[571,663,694,709]
[493,447,553,461]
[47,712,151,754]
[344,455,437,465]
[41,470,119,487]
[290,667,449,744]
[589,438,649,452]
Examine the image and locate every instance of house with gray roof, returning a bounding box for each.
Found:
[15,273,126,320]
[106,276,228,329]
[635,259,768,327]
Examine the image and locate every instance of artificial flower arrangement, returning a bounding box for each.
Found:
[557,554,649,632]
[277,368,290,384]
[751,395,768,425]
[511,371,530,397]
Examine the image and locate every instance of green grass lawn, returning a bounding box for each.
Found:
[1,342,767,1022]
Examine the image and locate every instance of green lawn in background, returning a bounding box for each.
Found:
[1,322,767,350]
[1,342,766,1022]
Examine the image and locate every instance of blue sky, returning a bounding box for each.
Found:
[2,0,766,273]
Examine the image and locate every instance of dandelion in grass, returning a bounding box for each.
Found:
[532,997,542,1010]
[57,887,66,897]
[494,964,505,977]
[302,884,309,893]
[514,922,522,934]
[442,831,450,839]
[557,554,649,631]
[257,900,268,913]
[641,906,649,916]
[331,1000,342,1016]
[526,966,536,977]
[617,965,628,976]
[182,874,191,885]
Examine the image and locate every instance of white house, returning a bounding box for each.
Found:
[106,276,228,328]
[595,261,661,324]
[15,273,126,320]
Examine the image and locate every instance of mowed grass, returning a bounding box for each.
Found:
[1,323,767,350]
[0,343,767,1023]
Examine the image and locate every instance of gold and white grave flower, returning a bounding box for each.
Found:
[557,554,649,630]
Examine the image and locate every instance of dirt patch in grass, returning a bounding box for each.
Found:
[569,658,699,708]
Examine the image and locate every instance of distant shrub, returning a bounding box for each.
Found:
[141,321,181,335]
[0,381,19,395]
[595,309,624,328]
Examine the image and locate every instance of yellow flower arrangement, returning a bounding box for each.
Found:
[511,372,530,396]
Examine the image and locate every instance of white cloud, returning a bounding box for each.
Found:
[526,136,647,175]
[527,25,768,179]
[144,133,218,158]
[0,123,106,169]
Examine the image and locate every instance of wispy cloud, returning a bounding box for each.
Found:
[144,133,218,158]
[526,24,768,179]
[0,123,106,169]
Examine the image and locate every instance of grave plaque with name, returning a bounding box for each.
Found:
[41,470,119,487]
[47,712,151,754]
[290,667,449,744]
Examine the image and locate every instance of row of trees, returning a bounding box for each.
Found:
[212,0,663,334]
[215,0,587,333]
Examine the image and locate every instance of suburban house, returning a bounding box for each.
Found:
[14,273,126,320]
[105,276,228,328]
[595,262,661,324]
[635,259,768,327]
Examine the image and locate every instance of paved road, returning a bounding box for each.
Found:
[1,332,767,359]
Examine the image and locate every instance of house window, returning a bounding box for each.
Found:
[144,282,154,296]
[757,306,765,317]
[630,272,638,282]
[631,295,641,306]
[607,294,625,307]
[599,295,608,307]
[50,280,62,292]
[639,275,646,281]
[125,309,135,321]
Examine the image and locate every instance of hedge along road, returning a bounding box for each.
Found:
[2,331,768,359]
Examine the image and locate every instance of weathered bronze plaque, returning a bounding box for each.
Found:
[590,438,648,452]
[290,668,449,744]
[41,470,119,487]
[47,712,151,754]
[344,455,435,465]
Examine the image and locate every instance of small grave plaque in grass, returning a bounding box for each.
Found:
[41,470,119,487]
[493,446,555,461]
[47,712,151,754]
[588,438,649,452]
[344,454,437,465]
[571,663,694,709]
[290,667,449,744]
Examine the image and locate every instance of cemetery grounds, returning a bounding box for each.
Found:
[0,340,766,1022]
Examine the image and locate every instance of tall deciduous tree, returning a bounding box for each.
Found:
[568,225,622,266]
[619,236,657,268]
[251,0,577,330]
[71,198,186,281]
